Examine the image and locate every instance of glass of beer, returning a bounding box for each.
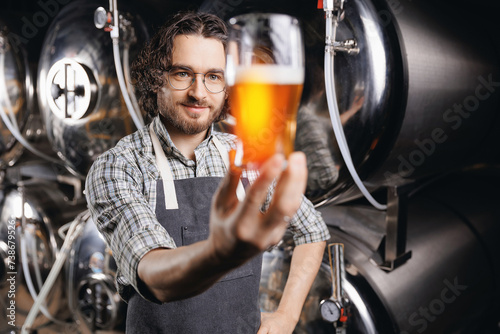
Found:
[226,13,305,169]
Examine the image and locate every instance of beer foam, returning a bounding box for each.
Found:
[234,65,304,84]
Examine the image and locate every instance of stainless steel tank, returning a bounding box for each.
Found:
[0,21,33,168]
[262,168,500,333]
[37,0,149,176]
[0,169,87,332]
[202,0,500,205]
[320,0,500,205]
[198,0,500,333]
[65,211,126,333]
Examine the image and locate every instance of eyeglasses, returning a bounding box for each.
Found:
[167,67,226,93]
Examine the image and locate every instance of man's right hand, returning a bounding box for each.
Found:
[208,152,308,264]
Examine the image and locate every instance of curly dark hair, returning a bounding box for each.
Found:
[131,11,228,119]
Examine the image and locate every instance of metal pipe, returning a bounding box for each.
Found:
[323,5,387,210]
[109,0,145,130]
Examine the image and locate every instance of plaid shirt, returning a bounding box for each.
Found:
[85,116,330,302]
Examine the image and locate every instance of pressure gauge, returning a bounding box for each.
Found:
[320,299,342,323]
[94,7,108,29]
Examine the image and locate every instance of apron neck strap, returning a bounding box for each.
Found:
[149,123,245,210]
[150,124,178,209]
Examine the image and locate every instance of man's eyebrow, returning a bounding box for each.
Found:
[170,63,225,73]
[170,64,191,70]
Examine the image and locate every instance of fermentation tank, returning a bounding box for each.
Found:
[1,1,146,331]
[0,167,87,332]
[204,0,500,205]
[199,0,500,332]
[261,168,500,333]
[37,0,149,175]
[0,21,33,167]
[65,211,127,332]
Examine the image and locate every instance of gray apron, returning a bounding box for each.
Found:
[126,125,262,333]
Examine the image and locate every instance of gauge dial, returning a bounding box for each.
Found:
[320,299,341,323]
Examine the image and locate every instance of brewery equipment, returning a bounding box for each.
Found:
[37,0,149,176]
[0,22,33,168]
[65,211,127,333]
[201,0,500,202]
[0,165,87,332]
[260,168,500,333]
[317,0,500,206]
[1,2,144,330]
[1,20,77,176]
[200,0,500,332]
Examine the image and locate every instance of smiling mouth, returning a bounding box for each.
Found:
[182,104,209,113]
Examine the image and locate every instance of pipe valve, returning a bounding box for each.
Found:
[328,38,360,55]
[94,7,113,31]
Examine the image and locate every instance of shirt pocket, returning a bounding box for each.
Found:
[181,226,254,283]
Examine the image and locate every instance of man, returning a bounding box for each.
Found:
[85,11,330,333]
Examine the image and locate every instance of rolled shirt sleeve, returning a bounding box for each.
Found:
[286,195,330,245]
[85,142,175,303]
[245,170,331,246]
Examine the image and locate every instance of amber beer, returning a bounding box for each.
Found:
[229,65,304,167]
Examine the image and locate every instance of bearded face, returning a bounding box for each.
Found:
[157,35,227,136]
